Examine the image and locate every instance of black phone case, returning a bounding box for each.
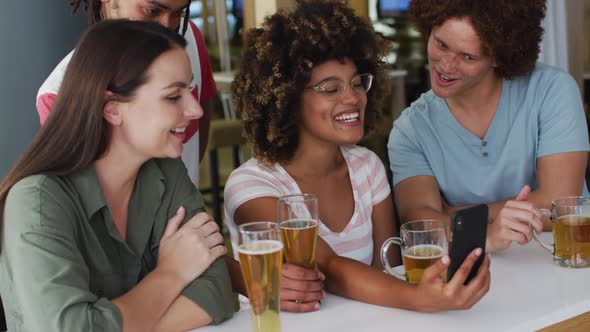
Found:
[447,204,488,284]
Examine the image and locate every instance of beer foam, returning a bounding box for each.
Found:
[238,240,284,255]
[279,219,318,230]
[404,244,445,259]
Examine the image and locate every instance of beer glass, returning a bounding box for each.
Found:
[533,196,590,268]
[277,194,319,269]
[238,222,283,332]
[380,219,448,284]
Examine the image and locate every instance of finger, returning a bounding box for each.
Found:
[503,202,545,229]
[183,212,212,230]
[204,232,225,249]
[515,185,531,201]
[497,223,530,245]
[163,206,185,239]
[280,288,324,303]
[281,274,324,292]
[282,263,324,281]
[195,220,221,238]
[465,254,491,307]
[209,245,228,260]
[446,248,482,292]
[499,217,533,243]
[280,299,321,313]
[421,255,450,283]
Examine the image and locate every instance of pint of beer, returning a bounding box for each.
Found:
[239,222,283,332]
[278,194,319,269]
[280,219,318,269]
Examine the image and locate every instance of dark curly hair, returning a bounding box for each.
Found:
[409,0,546,78]
[231,0,391,163]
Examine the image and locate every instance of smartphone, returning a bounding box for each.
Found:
[447,204,488,285]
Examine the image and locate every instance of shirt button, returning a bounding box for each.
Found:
[482,151,488,157]
[482,141,487,147]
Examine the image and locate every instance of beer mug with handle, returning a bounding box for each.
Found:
[238,222,284,332]
[381,219,448,284]
[533,196,590,268]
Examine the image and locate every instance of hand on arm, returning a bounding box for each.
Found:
[115,208,227,331]
[234,197,325,312]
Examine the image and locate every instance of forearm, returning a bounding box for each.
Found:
[322,256,419,310]
[112,268,186,332]
[151,296,212,332]
[225,255,247,296]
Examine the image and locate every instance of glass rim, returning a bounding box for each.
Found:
[278,193,318,203]
[238,221,280,235]
[552,196,590,207]
[401,219,445,233]
[279,219,319,229]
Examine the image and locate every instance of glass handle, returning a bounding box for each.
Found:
[532,208,553,253]
[380,237,405,279]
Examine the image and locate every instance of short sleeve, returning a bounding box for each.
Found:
[224,162,284,222]
[388,114,434,187]
[537,70,590,157]
[364,149,391,205]
[1,177,123,331]
[180,258,235,324]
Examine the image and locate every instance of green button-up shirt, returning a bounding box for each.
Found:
[0,158,234,331]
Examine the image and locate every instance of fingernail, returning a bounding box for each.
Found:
[442,255,450,264]
[475,248,482,256]
[176,206,184,215]
[322,290,327,298]
[314,302,320,309]
[319,272,326,280]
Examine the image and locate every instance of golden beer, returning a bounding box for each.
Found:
[553,215,590,265]
[280,219,318,269]
[238,240,283,332]
[402,244,446,284]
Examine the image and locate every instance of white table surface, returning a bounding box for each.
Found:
[198,233,590,332]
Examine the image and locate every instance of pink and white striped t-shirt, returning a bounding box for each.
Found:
[224,145,391,265]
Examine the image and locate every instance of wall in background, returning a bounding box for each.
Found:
[0,2,86,178]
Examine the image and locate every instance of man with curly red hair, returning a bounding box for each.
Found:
[389,0,589,252]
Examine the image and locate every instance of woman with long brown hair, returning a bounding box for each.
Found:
[0,20,233,331]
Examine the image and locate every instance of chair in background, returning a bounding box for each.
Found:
[201,119,247,225]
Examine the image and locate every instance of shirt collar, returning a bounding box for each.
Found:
[69,160,165,220]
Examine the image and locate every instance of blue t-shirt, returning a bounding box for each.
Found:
[388,62,590,206]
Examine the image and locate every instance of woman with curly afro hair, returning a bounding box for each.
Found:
[224,0,490,312]
[389,0,590,252]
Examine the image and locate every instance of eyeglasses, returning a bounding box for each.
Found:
[305,73,373,100]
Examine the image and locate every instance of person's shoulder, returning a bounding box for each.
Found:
[396,90,439,124]
[515,62,576,88]
[9,174,67,198]
[341,145,383,170]
[229,158,279,179]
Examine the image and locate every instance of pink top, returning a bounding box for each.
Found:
[224,145,391,265]
[36,20,216,144]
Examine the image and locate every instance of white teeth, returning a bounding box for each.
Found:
[334,112,360,121]
[170,127,186,134]
[440,73,452,81]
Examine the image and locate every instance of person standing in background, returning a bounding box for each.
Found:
[37,0,215,184]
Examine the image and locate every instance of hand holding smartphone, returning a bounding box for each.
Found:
[447,204,488,284]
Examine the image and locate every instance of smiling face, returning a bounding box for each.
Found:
[113,47,202,160]
[102,0,188,30]
[298,58,368,148]
[427,17,499,100]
